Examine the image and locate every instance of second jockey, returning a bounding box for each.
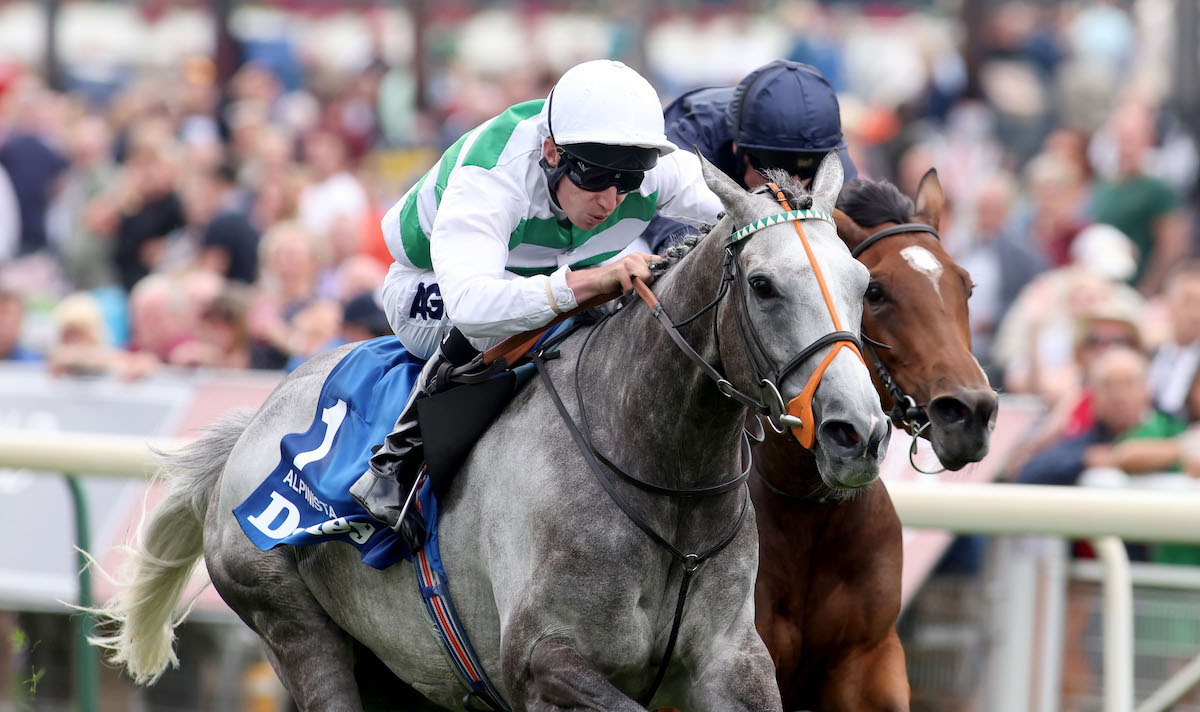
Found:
[350,60,723,534]
[642,60,858,253]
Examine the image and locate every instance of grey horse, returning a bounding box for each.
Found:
[92,153,887,711]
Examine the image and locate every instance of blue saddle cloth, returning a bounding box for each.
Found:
[232,337,443,572]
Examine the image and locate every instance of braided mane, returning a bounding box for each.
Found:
[649,232,703,276]
[756,168,814,210]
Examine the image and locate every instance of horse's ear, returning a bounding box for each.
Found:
[833,208,869,254]
[914,167,945,230]
[696,148,753,221]
[810,151,843,214]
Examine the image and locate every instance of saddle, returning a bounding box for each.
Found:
[416,293,616,498]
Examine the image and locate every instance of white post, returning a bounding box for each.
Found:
[1093,536,1133,712]
[985,537,1038,712]
[1036,538,1068,712]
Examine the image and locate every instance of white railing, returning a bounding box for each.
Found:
[6,431,1200,712]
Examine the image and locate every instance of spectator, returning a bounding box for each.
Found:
[181,269,226,330]
[1109,367,1200,477]
[0,288,39,362]
[957,171,1047,364]
[248,220,327,369]
[169,288,252,370]
[296,129,367,240]
[341,290,392,343]
[1107,365,1200,568]
[1091,101,1189,295]
[283,299,342,372]
[1003,296,1144,477]
[184,161,260,284]
[52,113,119,290]
[995,223,1143,398]
[47,292,118,377]
[112,127,186,292]
[1147,261,1200,419]
[1019,151,1089,267]
[1018,346,1150,486]
[127,273,195,366]
[0,84,69,256]
[320,253,387,304]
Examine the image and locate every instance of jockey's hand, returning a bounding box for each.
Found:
[566,252,662,303]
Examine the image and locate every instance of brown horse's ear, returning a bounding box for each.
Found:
[833,208,870,254]
[913,167,944,230]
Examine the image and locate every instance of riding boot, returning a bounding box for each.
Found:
[349,329,479,547]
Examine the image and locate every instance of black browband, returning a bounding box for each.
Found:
[851,222,940,258]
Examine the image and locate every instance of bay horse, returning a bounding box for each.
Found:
[753,170,997,712]
[93,153,890,711]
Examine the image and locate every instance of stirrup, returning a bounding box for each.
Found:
[391,470,429,552]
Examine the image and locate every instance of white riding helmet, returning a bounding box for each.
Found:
[546,60,676,171]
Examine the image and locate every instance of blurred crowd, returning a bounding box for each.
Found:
[0,54,399,376]
[2,0,1200,497]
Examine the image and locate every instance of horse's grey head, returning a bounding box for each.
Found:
[701,152,888,490]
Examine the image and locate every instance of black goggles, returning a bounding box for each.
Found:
[559,151,645,194]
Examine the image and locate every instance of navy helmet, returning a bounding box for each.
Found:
[725,61,848,179]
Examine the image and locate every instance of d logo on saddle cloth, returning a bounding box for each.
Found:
[725,182,865,448]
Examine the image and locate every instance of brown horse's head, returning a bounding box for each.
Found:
[834,169,996,470]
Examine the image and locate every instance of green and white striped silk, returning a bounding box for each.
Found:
[728,209,835,244]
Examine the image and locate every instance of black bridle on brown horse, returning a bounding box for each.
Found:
[852,221,947,474]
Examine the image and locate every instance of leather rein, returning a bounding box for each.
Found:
[851,221,947,475]
[530,185,863,706]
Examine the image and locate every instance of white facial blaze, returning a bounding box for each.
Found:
[899,246,944,301]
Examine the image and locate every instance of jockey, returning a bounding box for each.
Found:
[351,60,723,534]
[642,59,857,252]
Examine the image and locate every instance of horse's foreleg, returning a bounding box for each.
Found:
[509,637,645,712]
[682,624,783,712]
[816,632,910,712]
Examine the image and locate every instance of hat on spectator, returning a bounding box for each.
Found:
[1070,223,1137,282]
[343,291,391,338]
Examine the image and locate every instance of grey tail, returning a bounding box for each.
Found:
[85,409,254,685]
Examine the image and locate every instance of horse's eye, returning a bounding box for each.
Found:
[865,283,887,305]
[749,276,777,299]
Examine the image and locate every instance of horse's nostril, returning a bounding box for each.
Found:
[821,421,861,452]
[929,397,970,426]
[930,392,999,431]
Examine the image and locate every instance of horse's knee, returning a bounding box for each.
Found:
[819,638,910,712]
[512,637,642,712]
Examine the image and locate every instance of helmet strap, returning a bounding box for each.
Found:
[540,153,568,210]
[732,146,755,190]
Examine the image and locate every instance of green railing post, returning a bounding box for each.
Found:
[65,475,98,712]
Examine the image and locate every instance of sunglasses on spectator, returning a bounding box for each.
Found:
[558,151,645,194]
[1084,335,1135,349]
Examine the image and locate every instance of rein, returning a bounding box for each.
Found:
[531,193,865,706]
[852,221,947,475]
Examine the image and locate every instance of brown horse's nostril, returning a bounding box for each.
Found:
[929,397,970,427]
[929,391,998,430]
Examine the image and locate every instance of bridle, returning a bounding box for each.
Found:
[851,220,947,475]
[530,182,864,706]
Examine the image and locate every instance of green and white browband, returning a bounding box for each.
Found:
[729,209,835,244]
